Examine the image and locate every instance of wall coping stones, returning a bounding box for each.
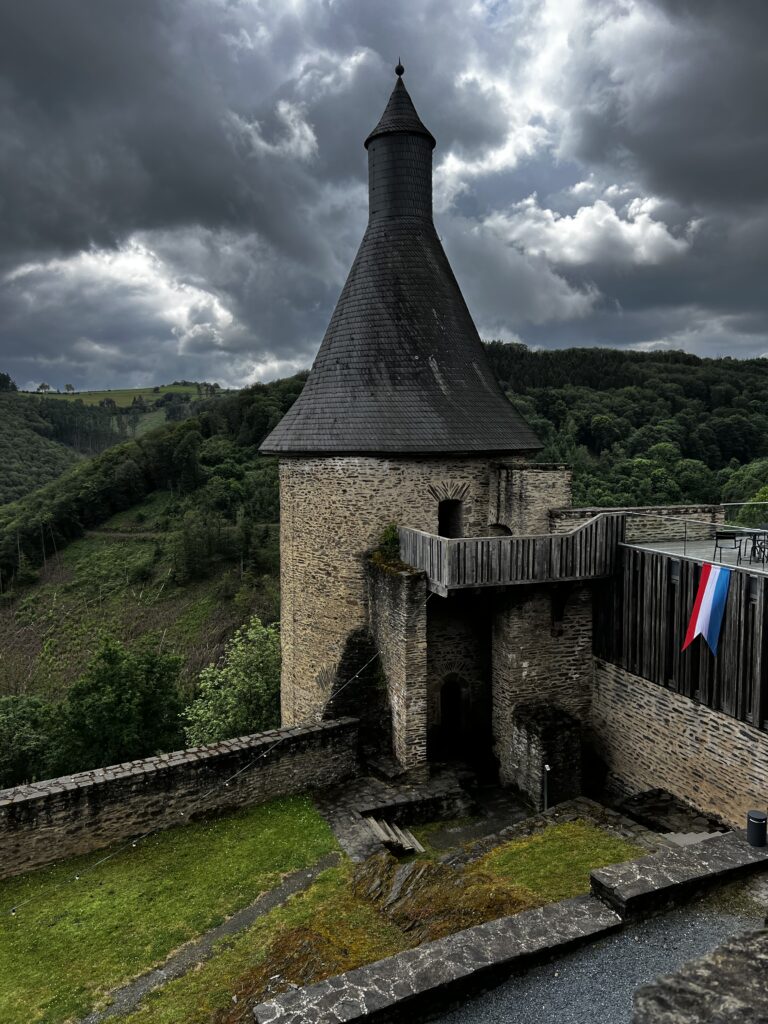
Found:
[251,894,622,1022]
[631,928,768,1023]
[0,718,357,808]
[591,830,768,917]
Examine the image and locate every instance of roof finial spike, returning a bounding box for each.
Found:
[395,58,404,77]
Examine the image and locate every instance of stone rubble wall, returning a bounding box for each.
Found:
[366,563,428,770]
[278,455,545,730]
[0,719,358,881]
[591,659,768,827]
[509,704,582,811]
[489,463,572,535]
[492,586,593,786]
[550,504,725,541]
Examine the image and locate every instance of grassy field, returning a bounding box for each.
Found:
[0,808,642,1024]
[0,796,337,1024]
[114,819,640,1023]
[119,862,409,1024]
[0,491,278,699]
[18,385,209,408]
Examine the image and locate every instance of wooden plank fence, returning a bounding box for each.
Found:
[398,513,626,595]
[594,545,768,731]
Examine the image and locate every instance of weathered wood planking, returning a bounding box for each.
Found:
[595,546,768,731]
[398,513,626,594]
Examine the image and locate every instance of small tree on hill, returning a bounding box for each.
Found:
[0,372,17,392]
[54,638,183,773]
[184,615,280,746]
[64,383,75,394]
[36,382,51,393]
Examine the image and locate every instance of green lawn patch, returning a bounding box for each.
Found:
[476,819,642,902]
[0,795,336,1024]
[119,863,409,1024]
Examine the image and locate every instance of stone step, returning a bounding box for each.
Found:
[591,830,768,917]
[664,831,722,847]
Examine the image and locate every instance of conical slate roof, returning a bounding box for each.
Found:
[364,75,436,149]
[261,68,541,456]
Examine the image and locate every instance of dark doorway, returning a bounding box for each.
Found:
[438,499,463,538]
[429,672,492,769]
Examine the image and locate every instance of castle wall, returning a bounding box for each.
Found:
[366,563,428,770]
[0,719,357,881]
[591,659,768,827]
[278,455,521,727]
[550,504,724,540]
[489,463,572,534]
[491,586,593,786]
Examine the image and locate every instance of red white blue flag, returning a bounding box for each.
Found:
[682,563,731,655]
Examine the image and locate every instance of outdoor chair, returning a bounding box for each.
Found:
[713,531,744,565]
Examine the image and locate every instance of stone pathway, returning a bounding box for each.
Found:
[78,852,341,1024]
[436,881,768,1024]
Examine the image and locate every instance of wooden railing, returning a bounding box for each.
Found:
[398,513,626,595]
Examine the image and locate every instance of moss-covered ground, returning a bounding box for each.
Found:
[114,819,640,1023]
[476,819,642,902]
[0,796,336,1024]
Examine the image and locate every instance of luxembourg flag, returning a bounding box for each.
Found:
[682,563,731,655]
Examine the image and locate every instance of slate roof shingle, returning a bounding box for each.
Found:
[260,70,542,456]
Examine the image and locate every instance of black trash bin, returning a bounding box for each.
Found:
[746,809,767,847]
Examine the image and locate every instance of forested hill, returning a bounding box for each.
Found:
[485,343,768,509]
[0,390,121,504]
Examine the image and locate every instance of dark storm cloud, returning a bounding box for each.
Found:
[0,0,767,390]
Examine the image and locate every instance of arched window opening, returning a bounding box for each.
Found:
[438,499,463,538]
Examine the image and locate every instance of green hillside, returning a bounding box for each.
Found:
[23,381,226,408]
[0,396,80,503]
[0,375,305,699]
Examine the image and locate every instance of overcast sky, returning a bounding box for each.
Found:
[1,0,767,391]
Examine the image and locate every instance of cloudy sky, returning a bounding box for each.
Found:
[1,0,767,391]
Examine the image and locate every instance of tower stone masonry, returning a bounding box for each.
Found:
[261,66,571,769]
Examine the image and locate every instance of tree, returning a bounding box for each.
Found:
[64,383,75,394]
[36,382,51,393]
[0,372,17,392]
[184,615,280,745]
[0,695,54,787]
[54,639,183,773]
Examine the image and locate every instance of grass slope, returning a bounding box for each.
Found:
[18,385,212,408]
[0,395,81,504]
[0,491,277,699]
[0,796,336,1024]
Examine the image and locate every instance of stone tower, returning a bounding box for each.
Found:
[261,66,544,741]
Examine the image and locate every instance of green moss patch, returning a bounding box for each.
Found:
[476,819,642,903]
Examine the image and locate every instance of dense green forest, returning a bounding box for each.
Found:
[3,344,768,786]
[485,343,768,510]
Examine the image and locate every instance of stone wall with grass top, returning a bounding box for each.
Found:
[0,718,358,880]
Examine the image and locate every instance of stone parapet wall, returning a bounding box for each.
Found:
[366,563,428,770]
[591,659,768,827]
[492,586,592,786]
[489,463,572,535]
[0,719,358,881]
[550,504,724,541]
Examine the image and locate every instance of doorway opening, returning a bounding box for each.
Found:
[438,499,463,538]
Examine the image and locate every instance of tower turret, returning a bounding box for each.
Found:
[260,69,549,770]
[261,65,540,456]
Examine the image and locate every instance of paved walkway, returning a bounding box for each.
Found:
[436,881,768,1024]
[78,852,341,1024]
